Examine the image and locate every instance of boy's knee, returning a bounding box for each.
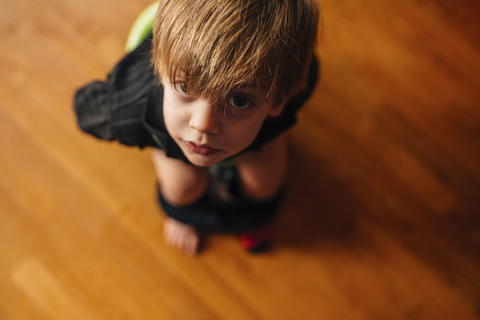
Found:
[160,179,209,207]
[239,160,287,200]
[236,136,288,200]
[243,173,285,200]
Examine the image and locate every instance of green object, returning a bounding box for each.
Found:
[214,158,237,170]
[125,1,160,52]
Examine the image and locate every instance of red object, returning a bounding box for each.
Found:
[239,225,274,253]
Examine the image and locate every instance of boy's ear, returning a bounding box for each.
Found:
[268,102,285,117]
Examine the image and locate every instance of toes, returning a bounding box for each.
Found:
[184,234,199,256]
[163,218,200,255]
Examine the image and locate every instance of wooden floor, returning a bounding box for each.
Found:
[1,0,479,319]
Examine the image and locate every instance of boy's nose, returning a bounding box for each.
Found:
[189,100,220,134]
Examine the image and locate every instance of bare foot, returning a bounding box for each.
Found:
[163,218,200,255]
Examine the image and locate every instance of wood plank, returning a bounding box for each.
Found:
[1,0,479,319]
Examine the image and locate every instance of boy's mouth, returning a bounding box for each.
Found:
[184,141,220,156]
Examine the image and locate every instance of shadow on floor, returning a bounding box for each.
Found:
[276,144,362,249]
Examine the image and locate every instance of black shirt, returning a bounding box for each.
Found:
[74,36,319,164]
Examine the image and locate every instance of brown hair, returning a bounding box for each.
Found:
[152,0,319,106]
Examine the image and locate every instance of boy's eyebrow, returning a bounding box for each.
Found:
[234,80,270,92]
[236,83,262,88]
[231,85,270,100]
[232,84,264,94]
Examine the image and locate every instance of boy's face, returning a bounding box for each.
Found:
[162,79,284,167]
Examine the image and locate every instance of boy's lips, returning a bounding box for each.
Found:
[184,141,220,155]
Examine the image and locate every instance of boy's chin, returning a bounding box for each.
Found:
[185,153,226,167]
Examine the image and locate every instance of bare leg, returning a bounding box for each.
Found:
[151,148,210,255]
[235,134,288,252]
[236,133,288,201]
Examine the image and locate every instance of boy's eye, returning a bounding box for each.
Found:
[175,82,188,95]
[227,94,252,110]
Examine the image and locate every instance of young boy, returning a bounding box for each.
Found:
[74,0,320,255]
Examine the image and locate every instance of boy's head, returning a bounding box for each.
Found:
[152,0,319,107]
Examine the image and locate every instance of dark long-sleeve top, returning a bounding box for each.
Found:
[74,36,319,164]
